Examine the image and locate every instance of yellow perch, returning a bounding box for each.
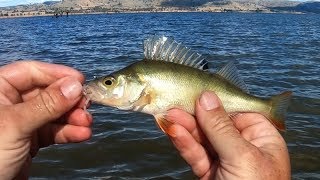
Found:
[83,35,292,133]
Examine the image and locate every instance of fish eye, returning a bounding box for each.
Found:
[103,77,115,86]
[105,80,112,85]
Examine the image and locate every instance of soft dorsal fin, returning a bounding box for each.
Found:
[144,35,208,70]
[217,61,249,93]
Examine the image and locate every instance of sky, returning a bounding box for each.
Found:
[0,0,318,8]
[0,0,48,7]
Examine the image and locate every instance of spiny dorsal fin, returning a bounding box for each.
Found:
[217,61,249,93]
[144,35,208,70]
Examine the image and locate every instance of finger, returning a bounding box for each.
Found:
[0,75,22,104]
[169,124,214,178]
[62,108,93,127]
[233,113,269,132]
[0,92,13,105]
[8,76,83,134]
[76,96,91,109]
[233,113,285,149]
[38,124,92,147]
[21,87,41,102]
[0,60,84,92]
[23,91,91,109]
[233,113,275,141]
[166,109,206,143]
[232,113,290,175]
[167,109,196,131]
[196,91,254,162]
[167,109,219,160]
[53,124,92,144]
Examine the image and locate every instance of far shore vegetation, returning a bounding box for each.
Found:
[0,1,319,19]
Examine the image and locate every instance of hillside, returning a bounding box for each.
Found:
[0,0,319,18]
[272,2,320,13]
[52,0,300,11]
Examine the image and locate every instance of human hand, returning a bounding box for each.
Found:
[0,61,92,180]
[167,91,290,179]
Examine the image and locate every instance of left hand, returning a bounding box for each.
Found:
[0,61,92,180]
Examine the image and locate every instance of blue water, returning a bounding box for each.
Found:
[0,12,319,179]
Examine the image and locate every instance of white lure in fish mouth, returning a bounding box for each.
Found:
[83,84,105,103]
[82,85,91,96]
[82,85,92,112]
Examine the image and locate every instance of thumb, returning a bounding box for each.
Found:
[11,76,83,134]
[196,91,252,161]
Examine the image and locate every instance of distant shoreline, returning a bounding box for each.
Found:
[0,10,305,19]
[0,0,318,20]
[0,14,52,19]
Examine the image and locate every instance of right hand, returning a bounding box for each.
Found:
[167,91,290,179]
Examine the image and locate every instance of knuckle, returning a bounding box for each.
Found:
[38,90,61,116]
[207,112,235,134]
[13,60,32,68]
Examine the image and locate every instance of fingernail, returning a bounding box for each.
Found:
[199,91,220,111]
[60,78,83,100]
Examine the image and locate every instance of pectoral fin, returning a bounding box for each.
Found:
[154,114,175,136]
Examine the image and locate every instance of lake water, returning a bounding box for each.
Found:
[0,12,319,179]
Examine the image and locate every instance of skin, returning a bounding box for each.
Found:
[166,91,291,180]
[0,61,92,180]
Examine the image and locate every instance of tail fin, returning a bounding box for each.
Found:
[269,91,292,131]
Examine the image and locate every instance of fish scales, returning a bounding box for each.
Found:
[83,35,292,133]
[121,60,269,115]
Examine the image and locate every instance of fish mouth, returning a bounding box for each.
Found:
[82,83,106,104]
[82,85,92,111]
[82,84,92,96]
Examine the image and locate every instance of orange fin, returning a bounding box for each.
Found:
[154,114,175,136]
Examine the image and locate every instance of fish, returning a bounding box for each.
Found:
[83,35,292,134]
